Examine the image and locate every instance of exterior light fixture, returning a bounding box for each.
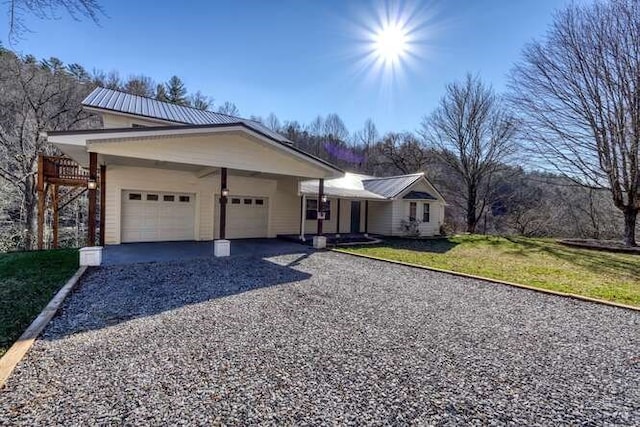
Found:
[221,188,229,197]
[87,179,97,190]
[321,195,328,203]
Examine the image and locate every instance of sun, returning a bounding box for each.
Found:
[373,23,409,63]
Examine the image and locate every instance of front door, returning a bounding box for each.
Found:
[350,201,361,233]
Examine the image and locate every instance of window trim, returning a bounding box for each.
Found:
[306,198,331,220]
[409,202,417,221]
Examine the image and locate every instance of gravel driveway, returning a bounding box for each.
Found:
[1,245,639,425]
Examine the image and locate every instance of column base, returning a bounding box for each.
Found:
[214,239,230,257]
[79,246,103,266]
[312,236,327,249]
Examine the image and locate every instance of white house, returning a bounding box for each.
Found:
[46,87,445,253]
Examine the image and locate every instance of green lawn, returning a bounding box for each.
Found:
[340,235,640,307]
[0,249,78,357]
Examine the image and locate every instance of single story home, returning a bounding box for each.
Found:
[46,87,445,255]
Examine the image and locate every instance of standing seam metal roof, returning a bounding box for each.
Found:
[361,174,424,199]
[82,87,291,143]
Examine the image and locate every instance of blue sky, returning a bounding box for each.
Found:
[2,0,572,134]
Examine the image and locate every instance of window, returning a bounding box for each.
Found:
[129,193,142,201]
[179,196,190,203]
[255,199,264,205]
[244,198,252,205]
[163,195,175,202]
[231,198,241,204]
[306,199,331,220]
[146,194,159,201]
[409,202,417,221]
[423,203,430,222]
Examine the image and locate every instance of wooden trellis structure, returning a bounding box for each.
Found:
[37,153,105,249]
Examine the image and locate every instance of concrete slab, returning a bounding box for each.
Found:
[102,239,309,265]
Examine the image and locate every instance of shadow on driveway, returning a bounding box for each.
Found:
[45,242,314,339]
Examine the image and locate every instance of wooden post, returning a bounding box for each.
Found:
[219,167,227,239]
[336,198,341,235]
[317,178,324,235]
[52,185,59,249]
[99,164,106,246]
[364,200,369,235]
[37,155,45,250]
[87,152,97,246]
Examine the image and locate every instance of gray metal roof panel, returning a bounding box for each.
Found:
[362,174,423,198]
[82,87,293,143]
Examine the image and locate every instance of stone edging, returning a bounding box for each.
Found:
[0,266,88,388]
[333,249,640,313]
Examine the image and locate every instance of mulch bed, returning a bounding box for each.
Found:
[559,239,640,254]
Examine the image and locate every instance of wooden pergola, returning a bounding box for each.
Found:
[37,153,105,249]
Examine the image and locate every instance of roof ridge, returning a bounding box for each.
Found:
[85,86,245,121]
[362,172,424,181]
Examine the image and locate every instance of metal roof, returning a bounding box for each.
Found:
[82,87,291,144]
[403,191,437,200]
[300,173,387,200]
[361,173,424,199]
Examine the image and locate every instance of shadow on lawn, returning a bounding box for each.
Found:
[373,237,459,254]
[41,244,314,340]
[504,236,640,279]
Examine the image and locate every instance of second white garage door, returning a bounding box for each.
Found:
[121,190,196,242]
[224,195,269,238]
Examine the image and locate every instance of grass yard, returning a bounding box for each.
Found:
[340,235,640,307]
[0,249,78,357]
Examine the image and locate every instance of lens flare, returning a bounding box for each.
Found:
[374,23,409,64]
[349,1,437,91]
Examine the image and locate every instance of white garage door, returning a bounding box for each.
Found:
[121,190,196,243]
[224,195,269,238]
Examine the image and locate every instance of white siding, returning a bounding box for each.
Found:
[104,165,301,244]
[102,113,169,129]
[366,201,393,235]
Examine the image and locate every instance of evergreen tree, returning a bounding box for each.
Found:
[164,75,188,105]
[155,84,168,102]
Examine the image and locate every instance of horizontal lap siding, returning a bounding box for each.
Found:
[270,177,301,237]
[367,201,393,235]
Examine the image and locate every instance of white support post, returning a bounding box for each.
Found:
[300,194,306,241]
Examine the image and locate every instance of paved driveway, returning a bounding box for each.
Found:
[2,244,639,425]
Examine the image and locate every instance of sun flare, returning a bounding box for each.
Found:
[373,23,409,63]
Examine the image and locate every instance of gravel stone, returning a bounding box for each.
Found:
[1,243,639,425]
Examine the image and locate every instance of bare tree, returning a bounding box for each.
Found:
[124,75,155,97]
[421,74,517,233]
[265,113,281,131]
[509,0,640,246]
[188,90,211,110]
[0,51,96,249]
[5,0,103,42]
[377,132,430,174]
[217,101,239,116]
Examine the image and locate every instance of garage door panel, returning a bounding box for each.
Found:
[122,190,195,243]
[220,195,269,239]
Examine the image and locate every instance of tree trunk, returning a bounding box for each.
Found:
[622,207,638,247]
[466,185,477,233]
[23,178,37,251]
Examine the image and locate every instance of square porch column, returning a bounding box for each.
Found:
[215,167,230,257]
[313,178,326,249]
